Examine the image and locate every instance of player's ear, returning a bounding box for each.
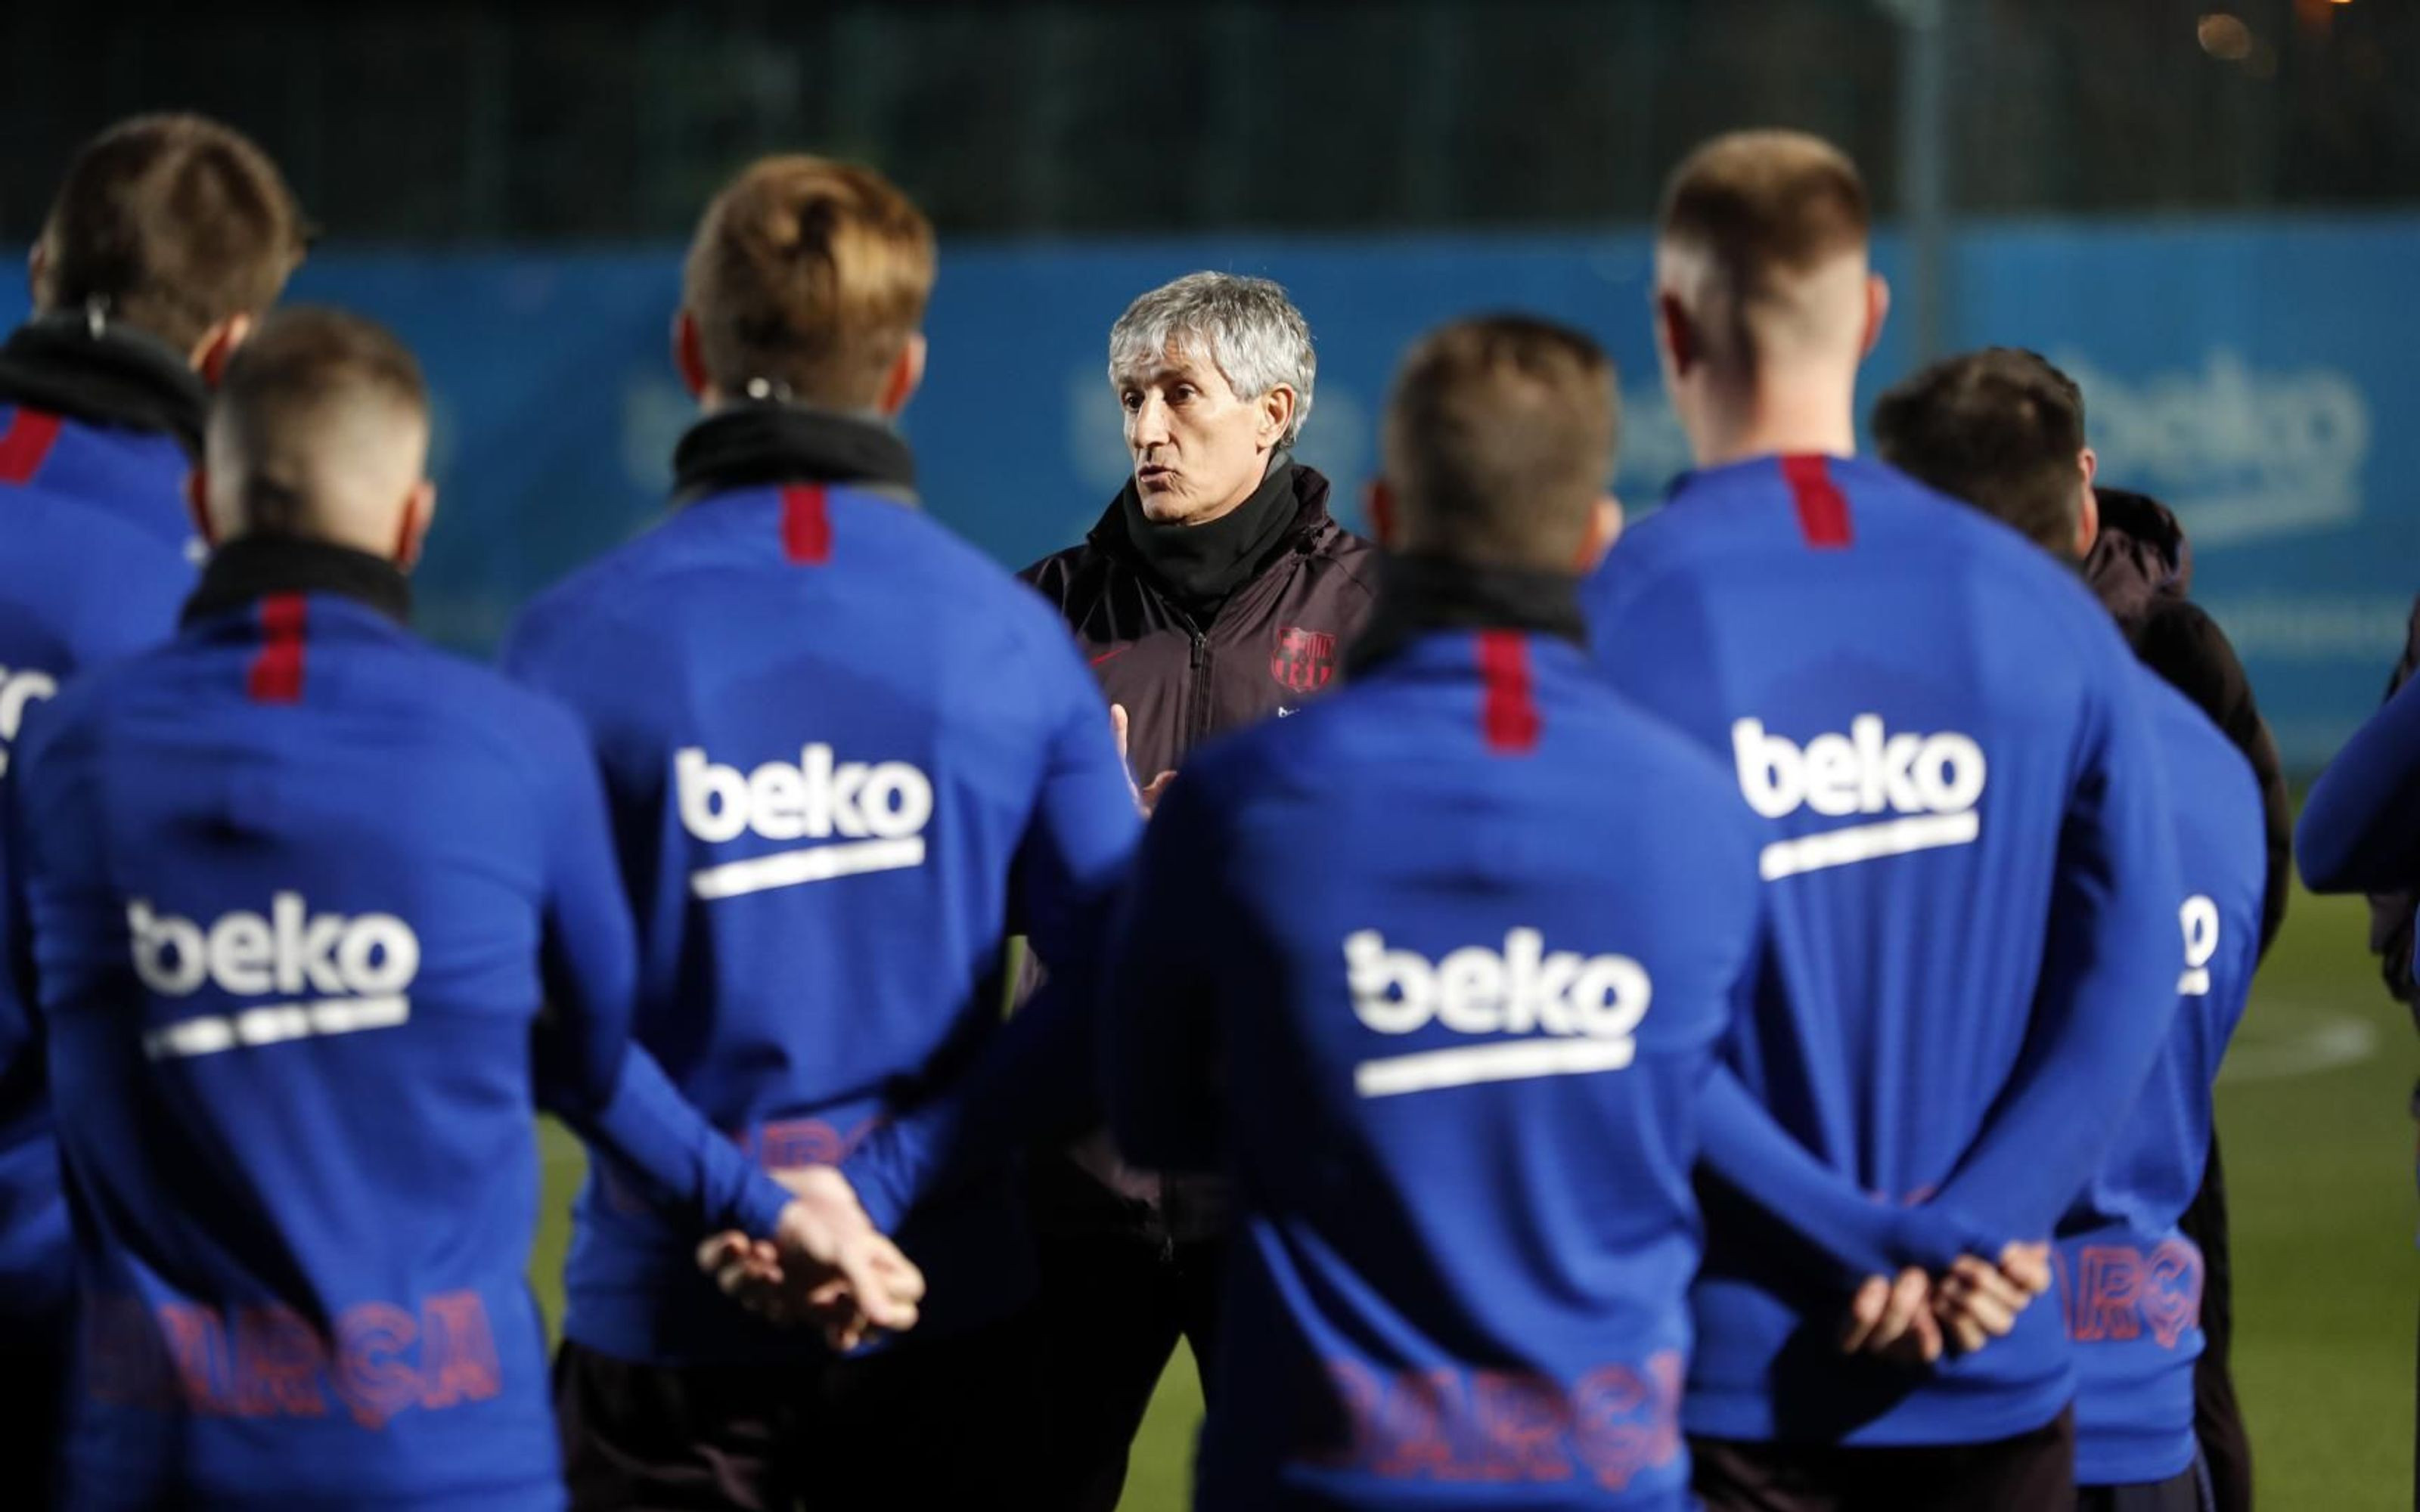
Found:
[673,310,711,401]
[1860,274,1891,360]
[1367,478,1400,550]
[1578,494,1624,569]
[1655,292,1696,378]
[878,333,926,418]
[2074,482,2100,561]
[185,467,219,549]
[395,479,439,572]
[194,314,252,388]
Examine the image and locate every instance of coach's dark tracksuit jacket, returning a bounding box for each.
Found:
[1019,456,1378,1242]
[2083,487,2279,1512]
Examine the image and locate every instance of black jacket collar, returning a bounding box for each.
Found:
[0,311,209,458]
[1345,552,1587,679]
[672,402,917,506]
[1093,456,1329,618]
[182,536,412,629]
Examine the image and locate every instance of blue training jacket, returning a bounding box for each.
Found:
[1103,581,1763,1512]
[1583,453,2181,1447]
[0,320,207,1352]
[501,405,1141,1366]
[5,543,796,1510]
[2059,669,2263,1486]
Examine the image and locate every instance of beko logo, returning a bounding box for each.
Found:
[675,745,933,900]
[1342,928,1652,1099]
[0,666,57,778]
[2178,896,2220,996]
[1730,716,1988,881]
[128,894,417,1061]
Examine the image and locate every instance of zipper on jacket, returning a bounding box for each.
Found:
[1184,631,1214,757]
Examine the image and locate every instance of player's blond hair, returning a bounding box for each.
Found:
[683,156,936,410]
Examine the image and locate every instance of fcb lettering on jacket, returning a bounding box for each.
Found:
[2056,1238,2204,1349]
[1271,625,1337,694]
[1729,714,1990,880]
[82,1290,504,1431]
[1311,1353,1683,1491]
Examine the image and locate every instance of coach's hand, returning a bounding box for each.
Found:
[695,1167,926,1350]
[1110,704,1178,818]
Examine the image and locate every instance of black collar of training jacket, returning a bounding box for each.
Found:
[0,310,209,459]
[182,535,414,628]
[1345,551,1589,679]
[1103,453,1313,618]
[671,401,918,506]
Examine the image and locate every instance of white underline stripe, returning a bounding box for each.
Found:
[144,996,411,1061]
[1354,1038,1637,1098]
[1758,811,1981,881]
[690,837,927,900]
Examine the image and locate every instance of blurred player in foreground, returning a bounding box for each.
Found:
[1100,314,1758,1509]
[1,308,914,1510]
[1875,347,2266,1512]
[1583,131,2182,1509]
[504,156,1140,1507]
[0,111,310,1492]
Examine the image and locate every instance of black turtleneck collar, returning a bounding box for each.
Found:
[182,536,412,629]
[672,402,917,506]
[1111,452,1306,618]
[0,311,209,458]
[1345,553,1588,679]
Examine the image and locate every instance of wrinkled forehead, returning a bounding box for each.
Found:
[1109,328,1228,392]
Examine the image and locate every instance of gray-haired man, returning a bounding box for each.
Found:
[1019,271,1376,1510]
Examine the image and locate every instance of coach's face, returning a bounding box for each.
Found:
[1118,351,1286,526]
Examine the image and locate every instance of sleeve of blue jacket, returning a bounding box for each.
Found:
[526,713,793,1242]
[2297,670,2420,894]
[1930,652,2183,1238]
[1097,761,1227,1174]
[839,634,1143,1232]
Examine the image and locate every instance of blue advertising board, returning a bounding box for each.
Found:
[13,217,2409,767]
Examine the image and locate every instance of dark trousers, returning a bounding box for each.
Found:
[1692,1407,2075,1512]
[554,1312,1041,1511]
[1024,1229,1225,1512]
[2077,1458,2211,1512]
[2179,1136,2251,1512]
[0,1332,64,1508]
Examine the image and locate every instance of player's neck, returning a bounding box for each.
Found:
[1690,375,1859,469]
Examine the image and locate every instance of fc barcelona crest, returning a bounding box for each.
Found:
[1270,625,1336,694]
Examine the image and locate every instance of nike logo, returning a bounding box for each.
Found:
[1090,645,1132,668]
[1277,706,1299,718]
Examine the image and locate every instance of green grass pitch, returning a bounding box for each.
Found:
[529,884,2415,1509]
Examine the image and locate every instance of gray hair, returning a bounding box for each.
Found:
[1106,271,1316,448]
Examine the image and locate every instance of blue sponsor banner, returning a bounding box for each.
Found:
[11,218,2406,766]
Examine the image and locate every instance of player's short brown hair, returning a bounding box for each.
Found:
[683,156,936,410]
[1661,129,1871,287]
[1871,347,2090,559]
[1382,316,1618,572]
[35,114,308,354]
[212,307,427,535]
